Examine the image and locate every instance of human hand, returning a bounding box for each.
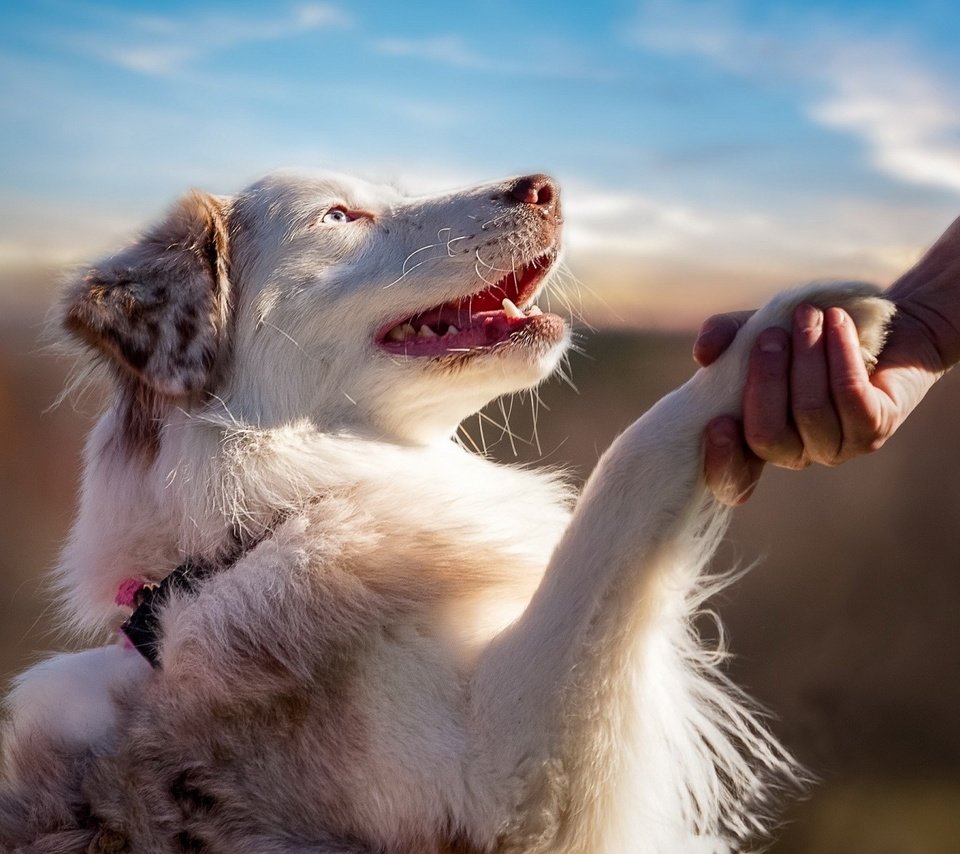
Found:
[697,215,960,505]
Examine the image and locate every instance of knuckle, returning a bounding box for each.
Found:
[745,431,800,466]
[856,433,888,455]
[792,399,831,422]
[837,427,889,461]
[832,380,870,412]
[743,422,778,452]
[806,445,840,467]
[832,375,866,397]
[846,419,888,453]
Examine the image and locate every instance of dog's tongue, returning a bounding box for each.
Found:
[383,299,544,354]
[379,253,554,354]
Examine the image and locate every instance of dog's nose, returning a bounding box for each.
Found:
[510,175,558,208]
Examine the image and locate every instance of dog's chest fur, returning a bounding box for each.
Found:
[72,425,573,849]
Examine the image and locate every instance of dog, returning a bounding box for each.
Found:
[0,171,895,853]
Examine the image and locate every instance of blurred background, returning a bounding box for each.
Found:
[3,2,960,850]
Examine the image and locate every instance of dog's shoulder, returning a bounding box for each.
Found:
[150,433,572,680]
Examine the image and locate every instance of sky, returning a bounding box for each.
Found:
[3,0,960,326]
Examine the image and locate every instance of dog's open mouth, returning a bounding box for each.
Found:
[377,252,562,356]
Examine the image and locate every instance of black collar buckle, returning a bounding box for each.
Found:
[120,561,213,668]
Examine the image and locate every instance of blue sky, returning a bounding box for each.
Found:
[3,0,960,325]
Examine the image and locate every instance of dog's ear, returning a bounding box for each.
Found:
[63,191,231,397]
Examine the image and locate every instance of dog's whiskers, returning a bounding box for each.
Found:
[259,319,308,353]
[494,397,519,457]
[528,387,544,457]
[476,409,488,455]
[383,239,452,289]
[445,234,469,257]
[553,359,579,394]
[478,211,514,231]
[474,249,515,276]
[558,262,614,329]
[455,422,485,457]
[473,258,501,288]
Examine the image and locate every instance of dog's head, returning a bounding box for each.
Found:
[63,171,568,446]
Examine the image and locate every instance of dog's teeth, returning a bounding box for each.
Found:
[502,298,525,319]
[445,324,459,336]
[418,325,437,338]
[528,305,543,316]
[387,323,416,342]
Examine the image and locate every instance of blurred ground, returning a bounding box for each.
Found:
[3,303,960,852]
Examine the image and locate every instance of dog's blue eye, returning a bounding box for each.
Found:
[321,207,353,225]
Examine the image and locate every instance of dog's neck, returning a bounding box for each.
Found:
[55,401,574,636]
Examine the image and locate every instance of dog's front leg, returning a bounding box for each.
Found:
[468,284,895,853]
[469,375,745,853]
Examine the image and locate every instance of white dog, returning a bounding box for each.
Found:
[0,172,894,853]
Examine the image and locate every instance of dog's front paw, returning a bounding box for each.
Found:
[5,645,151,754]
[742,281,896,370]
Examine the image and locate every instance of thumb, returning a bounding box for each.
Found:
[693,310,756,366]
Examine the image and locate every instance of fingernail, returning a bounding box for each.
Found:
[758,328,786,353]
[827,307,847,327]
[795,303,822,330]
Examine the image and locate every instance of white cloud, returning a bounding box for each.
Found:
[560,176,946,315]
[632,1,960,197]
[564,185,718,256]
[371,34,618,82]
[810,49,960,194]
[632,0,774,75]
[373,36,495,70]
[62,3,352,76]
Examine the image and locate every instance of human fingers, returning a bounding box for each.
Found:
[823,308,891,459]
[703,416,765,506]
[742,326,808,468]
[790,304,844,465]
[693,310,755,367]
